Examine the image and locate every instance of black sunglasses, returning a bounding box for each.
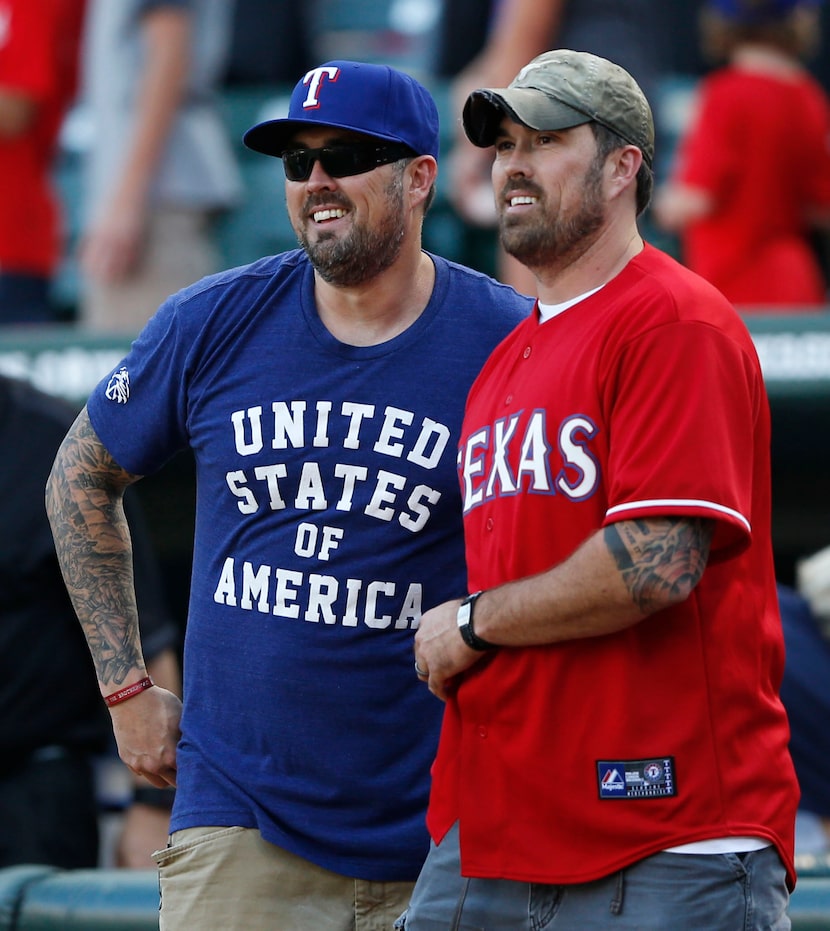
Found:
[281,142,416,182]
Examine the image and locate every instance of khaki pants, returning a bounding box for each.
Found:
[154,826,415,931]
[80,206,218,335]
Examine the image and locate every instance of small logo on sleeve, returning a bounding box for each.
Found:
[597,757,676,799]
[105,367,130,404]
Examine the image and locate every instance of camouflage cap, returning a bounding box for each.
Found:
[463,49,655,168]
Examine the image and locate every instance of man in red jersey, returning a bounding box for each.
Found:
[399,50,800,931]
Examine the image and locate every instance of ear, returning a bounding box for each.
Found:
[607,145,642,200]
[408,154,438,209]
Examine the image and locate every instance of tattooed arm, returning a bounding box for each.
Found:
[415,517,714,700]
[46,406,181,786]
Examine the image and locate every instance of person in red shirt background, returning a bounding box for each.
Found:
[653,0,830,310]
[0,0,86,324]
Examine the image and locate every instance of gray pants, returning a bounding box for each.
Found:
[397,823,791,931]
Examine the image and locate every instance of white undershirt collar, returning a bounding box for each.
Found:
[537,284,604,323]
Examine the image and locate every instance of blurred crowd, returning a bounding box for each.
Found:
[0,0,827,332]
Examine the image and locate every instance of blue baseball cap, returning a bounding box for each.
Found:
[243,60,440,160]
[708,0,820,21]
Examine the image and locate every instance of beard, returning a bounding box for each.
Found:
[498,154,606,271]
[297,171,407,287]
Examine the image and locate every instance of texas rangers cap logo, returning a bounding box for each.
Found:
[299,65,340,112]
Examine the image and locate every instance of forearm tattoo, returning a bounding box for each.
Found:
[46,411,144,685]
[604,518,714,613]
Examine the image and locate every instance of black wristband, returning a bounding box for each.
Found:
[132,786,176,810]
[457,591,497,651]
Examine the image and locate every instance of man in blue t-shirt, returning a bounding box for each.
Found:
[45,60,532,929]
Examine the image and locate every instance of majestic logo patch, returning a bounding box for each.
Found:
[597,757,676,799]
[105,366,130,404]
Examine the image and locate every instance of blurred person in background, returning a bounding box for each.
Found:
[778,545,830,857]
[0,373,181,869]
[437,0,665,295]
[223,0,315,86]
[653,0,830,310]
[0,0,86,325]
[77,0,242,334]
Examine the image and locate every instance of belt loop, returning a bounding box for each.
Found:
[610,869,625,916]
[451,877,472,931]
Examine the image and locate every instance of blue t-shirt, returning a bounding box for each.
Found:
[88,250,532,880]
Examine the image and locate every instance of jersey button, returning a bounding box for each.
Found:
[486,517,494,531]
[478,726,487,738]
[523,346,532,359]
[504,394,513,406]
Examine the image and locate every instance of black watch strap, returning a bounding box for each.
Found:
[457,591,497,651]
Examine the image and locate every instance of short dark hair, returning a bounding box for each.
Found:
[699,5,819,63]
[590,122,654,216]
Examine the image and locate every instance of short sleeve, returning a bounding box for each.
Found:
[87,295,192,476]
[603,320,764,549]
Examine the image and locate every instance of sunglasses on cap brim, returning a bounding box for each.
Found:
[281,142,417,182]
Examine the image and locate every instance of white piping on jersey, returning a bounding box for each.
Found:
[606,499,751,534]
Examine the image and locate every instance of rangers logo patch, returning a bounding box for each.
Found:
[597,757,676,799]
[105,366,130,404]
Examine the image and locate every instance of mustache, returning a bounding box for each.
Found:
[303,193,352,214]
[500,179,545,201]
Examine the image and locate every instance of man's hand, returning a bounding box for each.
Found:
[111,685,182,787]
[448,143,498,227]
[414,599,486,701]
[79,198,148,283]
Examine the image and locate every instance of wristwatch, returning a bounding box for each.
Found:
[457,591,497,651]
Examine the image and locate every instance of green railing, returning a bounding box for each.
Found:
[2,313,828,409]
[1,859,830,930]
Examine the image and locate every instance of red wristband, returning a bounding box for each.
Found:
[104,676,154,707]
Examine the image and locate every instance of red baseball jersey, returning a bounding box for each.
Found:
[426,244,799,888]
[0,0,85,274]
[672,66,830,307]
